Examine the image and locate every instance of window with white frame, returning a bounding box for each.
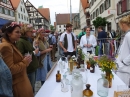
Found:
[0,7,2,13]
[21,14,23,19]
[21,6,22,12]
[4,8,8,15]
[18,13,20,18]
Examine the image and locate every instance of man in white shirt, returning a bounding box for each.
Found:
[80,27,97,54]
[59,23,77,57]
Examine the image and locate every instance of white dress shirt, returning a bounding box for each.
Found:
[60,32,76,52]
[80,34,97,54]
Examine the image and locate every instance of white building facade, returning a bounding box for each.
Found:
[15,0,29,24]
[0,0,15,28]
[57,24,66,33]
[88,0,117,31]
[79,0,86,29]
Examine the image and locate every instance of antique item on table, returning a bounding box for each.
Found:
[87,61,91,69]
[97,74,109,97]
[80,64,85,72]
[98,55,117,88]
[71,73,83,97]
[83,84,93,97]
[89,58,96,73]
[69,57,74,74]
[77,46,85,67]
[61,75,69,92]
[65,68,71,85]
[56,70,61,82]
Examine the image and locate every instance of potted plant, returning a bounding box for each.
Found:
[89,58,97,73]
[98,55,117,88]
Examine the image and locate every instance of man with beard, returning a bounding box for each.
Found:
[59,23,77,57]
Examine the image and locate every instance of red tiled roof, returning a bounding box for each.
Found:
[10,0,21,10]
[38,8,50,21]
[56,13,77,25]
[81,0,89,13]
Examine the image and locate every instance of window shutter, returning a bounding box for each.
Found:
[121,0,127,13]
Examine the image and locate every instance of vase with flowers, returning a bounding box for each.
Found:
[89,58,97,73]
[98,55,117,88]
[77,45,85,66]
[84,53,95,70]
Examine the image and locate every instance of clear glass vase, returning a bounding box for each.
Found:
[97,74,109,97]
[71,73,83,97]
[61,75,69,92]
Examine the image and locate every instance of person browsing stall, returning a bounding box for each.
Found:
[80,27,97,54]
[59,23,77,57]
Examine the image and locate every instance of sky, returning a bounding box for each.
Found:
[25,0,80,25]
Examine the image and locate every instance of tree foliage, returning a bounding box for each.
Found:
[93,17,109,28]
[50,25,55,31]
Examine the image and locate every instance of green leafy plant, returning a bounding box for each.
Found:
[78,48,85,60]
[93,17,109,28]
[89,58,96,66]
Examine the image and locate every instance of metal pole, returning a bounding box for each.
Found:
[70,0,72,23]
[55,12,57,31]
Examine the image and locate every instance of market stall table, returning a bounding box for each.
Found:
[35,61,125,97]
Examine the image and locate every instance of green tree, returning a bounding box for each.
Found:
[93,17,109,28]
[50,25,55,31]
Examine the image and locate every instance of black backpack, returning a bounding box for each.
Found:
[48,35,53,45]
[79,32,85,42]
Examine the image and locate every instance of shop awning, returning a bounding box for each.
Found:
[0,18,11,28]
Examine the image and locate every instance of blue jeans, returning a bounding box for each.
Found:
[98,41,103,56]
[28,71,36,92]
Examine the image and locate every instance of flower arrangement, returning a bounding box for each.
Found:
[77,45,85,60]
[98,55,117,78]
[89,58,97,66]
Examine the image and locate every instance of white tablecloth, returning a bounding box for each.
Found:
[35,61,125,97]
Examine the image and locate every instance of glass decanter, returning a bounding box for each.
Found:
[83,84,93,97]
[65,68,72,85]
[71,73,83,97]
[97,74,109,97]
[61,75,69,92]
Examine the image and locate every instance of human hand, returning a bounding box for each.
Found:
[34,48,39,54]
[63,48,68,52]
[87,44,92,48]
[84,44,88,47]
[23,56,32,66]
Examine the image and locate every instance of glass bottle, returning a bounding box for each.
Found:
[71,73,83,97]
[90,64,95,73]
[97,74,109,97]
[87,61,91,69]
[65,68,72,85]
[69,58,74,74]
[80,64,85,72]
[61,75,69,92]
[83,84,93,97]
[56,70,61,82]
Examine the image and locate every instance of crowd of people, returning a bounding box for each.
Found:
[0,15,130,97]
